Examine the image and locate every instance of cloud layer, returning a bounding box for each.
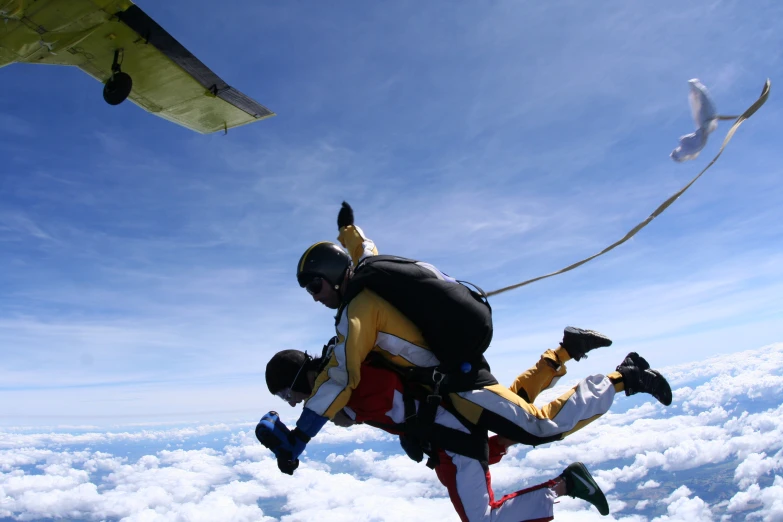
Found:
[1,343,781,521]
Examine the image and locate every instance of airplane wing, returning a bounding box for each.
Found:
[0,0,275,134]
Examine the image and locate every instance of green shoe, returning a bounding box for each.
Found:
[562,462,610,516]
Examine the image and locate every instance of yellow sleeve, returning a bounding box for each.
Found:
[338,225,378,267]
[304,291,380,419]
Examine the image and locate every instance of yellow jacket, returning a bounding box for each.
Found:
[304,225,439,419]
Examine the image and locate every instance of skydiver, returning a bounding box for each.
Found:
[279,202,672,461]
[261,337,620,520]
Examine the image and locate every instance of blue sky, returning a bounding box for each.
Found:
[1,0,782,427]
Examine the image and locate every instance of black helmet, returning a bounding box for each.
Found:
[265,349,312,395]
[266,337,336,396]
[297,242,351,289]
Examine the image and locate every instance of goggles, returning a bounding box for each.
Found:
[305,277,324,296]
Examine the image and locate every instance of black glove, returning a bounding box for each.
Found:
[277,457,300,475]
[337,201,354,229]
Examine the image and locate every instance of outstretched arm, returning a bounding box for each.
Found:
[336,202,378,266]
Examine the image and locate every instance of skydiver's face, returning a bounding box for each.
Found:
[307,277,341,309]
[275,370,316,407]
[276,388,310,407]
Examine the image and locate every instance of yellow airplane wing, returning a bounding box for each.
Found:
[0,0,275,134]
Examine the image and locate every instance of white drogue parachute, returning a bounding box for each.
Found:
[671,79,721,162]
[486,77,771,298]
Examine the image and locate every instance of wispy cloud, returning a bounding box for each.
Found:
[0,112,35,137]
[0,211,55,241]
[0,0,781,437]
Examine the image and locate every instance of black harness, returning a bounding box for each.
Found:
[363,354,489,467]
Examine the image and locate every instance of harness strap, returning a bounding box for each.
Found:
[456,279,490,306]
[400,380,489,463]
[403,388,417,422]
[363,354,491,462]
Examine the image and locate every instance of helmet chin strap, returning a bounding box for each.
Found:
[334,267,352,292]
[288,351,313,395]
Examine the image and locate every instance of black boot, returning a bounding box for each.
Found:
[617,351,650,371]
[561,327,613,361]
[616,352,672,406]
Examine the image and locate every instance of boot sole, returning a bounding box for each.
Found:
[564,327,613,348]
[646,369,673,406]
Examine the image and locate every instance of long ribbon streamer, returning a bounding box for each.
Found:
[486,79,771,298]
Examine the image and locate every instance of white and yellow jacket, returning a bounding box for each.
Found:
[304,225,439,419]
[303,226,619,450]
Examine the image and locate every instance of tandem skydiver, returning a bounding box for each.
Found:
[261,334,621,520]
[259,202,672,466]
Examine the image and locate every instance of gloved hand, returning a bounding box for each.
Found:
[255,409,329,475]
[337,201,354,229]
[277,457,299,475]
[255,411,301,475]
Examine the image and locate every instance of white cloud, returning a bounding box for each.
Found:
[652,486,713,521]
[734,450,783,490]
[0,212,54,241]
[0,424,237,450]
[308,423,395,446]
[727,476,783,520]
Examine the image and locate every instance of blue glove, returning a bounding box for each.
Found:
[256,411,292,455]
[256,409,328,470]
[256,411,301,475]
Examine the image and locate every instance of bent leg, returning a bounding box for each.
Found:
[508,347,570,402]
[508,323,612,402]
[435,450,555,522]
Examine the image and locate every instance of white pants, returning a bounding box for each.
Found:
[435,449,556,522]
